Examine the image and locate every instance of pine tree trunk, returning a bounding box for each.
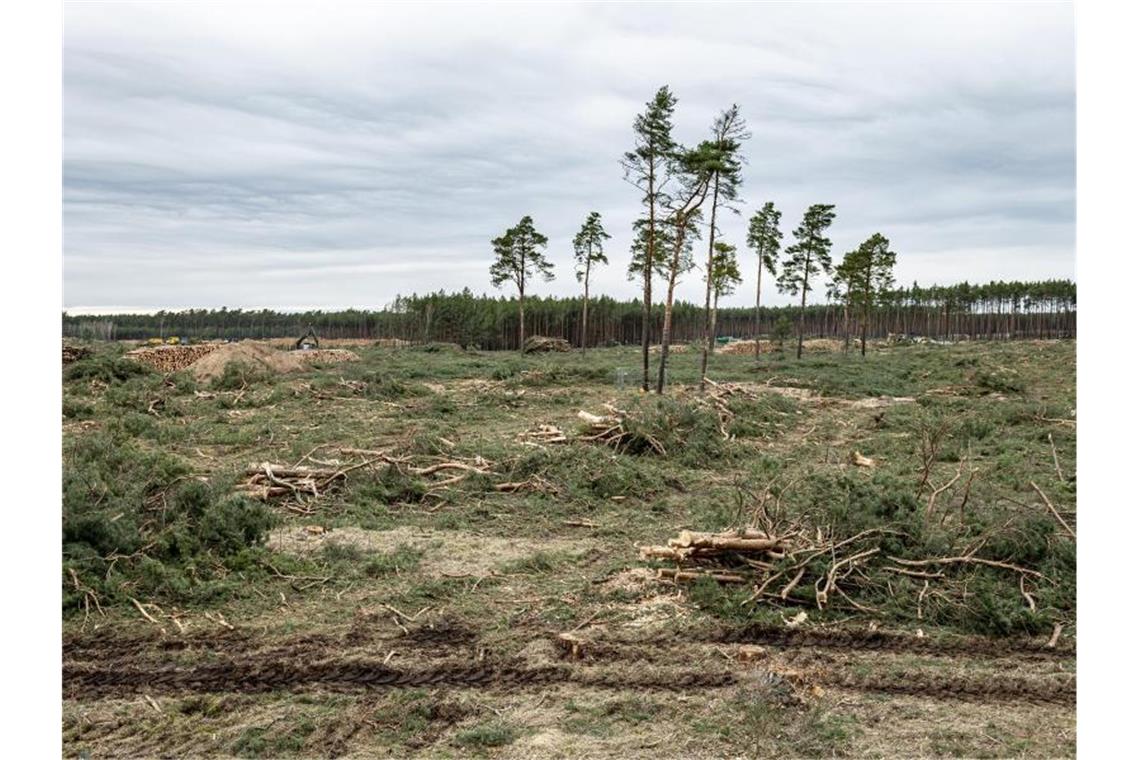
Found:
[861,299,869,357]
[754,259,763,361]
[698,176,720,391]
[517,282,526,354]
[580,257,590,354]
[797,253,810,360]
[641,165,657,392]
[656,222,685,394]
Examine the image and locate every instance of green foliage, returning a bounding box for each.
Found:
[62,432,274,609]
[974,366,1025,394]
[453,722,518,749]
[747,201,783,277]
[64,354,152,384]
[210,361,272,390]
[573,211,610,283]
[709,241,743,299]
[490,215,554,293]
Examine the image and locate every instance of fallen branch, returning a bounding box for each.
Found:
[1030,480,1076,539]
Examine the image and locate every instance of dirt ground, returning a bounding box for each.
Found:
[62,341,1076,758]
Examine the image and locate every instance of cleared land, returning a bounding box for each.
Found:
[62,339,1076,758]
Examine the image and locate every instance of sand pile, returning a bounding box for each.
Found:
[187,342,360,381]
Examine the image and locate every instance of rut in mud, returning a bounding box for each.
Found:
[64,621,1074,707]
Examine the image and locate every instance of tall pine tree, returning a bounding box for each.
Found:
[656,140,719,394]
[698,105,750,389]
[746,202,782,359]
[777,204,837,359]
[572,212,610,353]
[489,215,553,353]
[840,232,897,356]
[622,86,677,391]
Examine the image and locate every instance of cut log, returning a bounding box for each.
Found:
[669,531,784,552]
[657,568,747,584]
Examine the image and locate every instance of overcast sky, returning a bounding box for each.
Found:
[63,1,1075,314]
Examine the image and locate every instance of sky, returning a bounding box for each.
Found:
[63,1,1075,314]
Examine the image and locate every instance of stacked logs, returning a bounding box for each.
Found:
[295,349,360,364]
[126,344,221,372]
[640,529,788,584]
[62,344,92,364]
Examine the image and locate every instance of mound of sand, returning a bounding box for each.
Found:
[187,341,307,382]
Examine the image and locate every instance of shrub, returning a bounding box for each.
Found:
[62,432,275,610]
[64,354,152,384]
[211,361,272,390]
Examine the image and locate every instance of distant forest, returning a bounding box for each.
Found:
[64,278,1075,350]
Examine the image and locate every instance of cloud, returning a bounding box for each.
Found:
[63,1,1075,313]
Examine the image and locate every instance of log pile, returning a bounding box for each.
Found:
[522,335,571,353]
[62,344,92,364]
[126,344,221,372]
[640,529,789,586]
[295,349,360,364]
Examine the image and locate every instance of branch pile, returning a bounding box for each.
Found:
[236,462,352,511]
[697,379,761,439]
[517,424,568,445]
[641,520,1055,618]
[522,335,571,353]
[576,405,665,455]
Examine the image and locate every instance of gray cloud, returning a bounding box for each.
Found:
[63,1,1074,313]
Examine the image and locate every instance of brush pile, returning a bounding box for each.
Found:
[517,424,568,445]
[126,344,221,372]
[236,462,350,507]
[696,379,761,439]
[523,335,571,353]
[576,405,666,455]
[641,513,1063,621]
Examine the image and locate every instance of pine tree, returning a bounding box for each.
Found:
[707,241,742,352]
[777,204,837,359]
[622,86,678,391]
[698,105,750,389]
[573,212,610,353]
[489,215,553,353]
[746,202,782,359]
[828,255,856,353]
[841,232,897,356]
[656,140,719,394]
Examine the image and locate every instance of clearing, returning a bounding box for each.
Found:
[62,339,1075,758]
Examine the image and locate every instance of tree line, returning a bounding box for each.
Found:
[64,85,1074,364]
[62,278,1075,345]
